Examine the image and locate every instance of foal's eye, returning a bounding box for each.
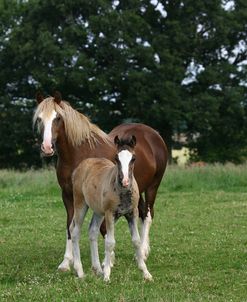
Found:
[131,156,136,163]
[55,116,61,122]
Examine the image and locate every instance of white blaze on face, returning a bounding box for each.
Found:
[118,150,133,187]
[39,110,57,154]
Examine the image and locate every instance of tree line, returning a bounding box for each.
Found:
[0,0,247,169]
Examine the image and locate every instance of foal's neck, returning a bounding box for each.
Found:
[113,166,133,216]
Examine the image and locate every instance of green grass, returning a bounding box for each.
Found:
[0,165,247,301]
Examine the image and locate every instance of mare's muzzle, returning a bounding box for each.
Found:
[41,142,55,157]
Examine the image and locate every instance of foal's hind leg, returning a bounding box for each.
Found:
[89,213,104,275]
[70,204,89,278]
[126,208,152,281]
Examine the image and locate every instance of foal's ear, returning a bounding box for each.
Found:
[36,91,44,104]
[53,91,62,104]
[130,135,137,147]
[114,135,120,146]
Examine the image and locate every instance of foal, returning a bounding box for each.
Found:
[71,135,152,281]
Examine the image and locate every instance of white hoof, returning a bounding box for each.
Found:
[144,271,153,281]
[103,275,110,282]
[92,266,103,276]
[74,265,84,279]
[77,271,85,279]
[58,259,71,272]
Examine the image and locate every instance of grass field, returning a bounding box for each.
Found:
[0,165,247,301]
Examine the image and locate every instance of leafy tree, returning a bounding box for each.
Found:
[182,0,247,162]
[0,96,41,168]
[0,0,247,168]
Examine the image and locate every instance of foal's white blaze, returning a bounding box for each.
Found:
[39,110,57,154]
[118,150,133,187]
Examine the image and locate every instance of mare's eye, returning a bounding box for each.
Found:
[55,116,61,122]
[115,155,119,162]
[36,117,42,123]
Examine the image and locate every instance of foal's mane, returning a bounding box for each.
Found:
[33,97,110,148]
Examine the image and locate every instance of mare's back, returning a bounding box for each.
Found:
[109,123,168,192]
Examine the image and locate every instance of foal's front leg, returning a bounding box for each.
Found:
[103,210,115,282]
[126,208,153,281]
[70,204,89,278]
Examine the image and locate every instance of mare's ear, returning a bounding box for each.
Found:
[36,91,44,104]
[114,135,120,146]
[53,91,62,104]
[130,135,136,147]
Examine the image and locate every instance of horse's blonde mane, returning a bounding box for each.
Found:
[33,97,110,148]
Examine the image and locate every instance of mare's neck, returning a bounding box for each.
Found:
[56,133,90,168]
[56,131,114,169]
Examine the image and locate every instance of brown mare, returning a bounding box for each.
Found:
[71,135,152,281]
[33,92,168,272]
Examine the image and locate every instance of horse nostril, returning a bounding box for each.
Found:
[122,179,129,187]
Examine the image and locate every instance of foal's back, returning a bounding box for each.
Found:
[73,158,118,215]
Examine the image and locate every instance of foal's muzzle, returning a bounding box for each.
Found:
[122,178,129,188]
[118,175,130,188]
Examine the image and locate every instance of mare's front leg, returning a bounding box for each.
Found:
[103,210,115,282]
[89,213,104,275]
[58,190,74,272]
[126,208,153,281]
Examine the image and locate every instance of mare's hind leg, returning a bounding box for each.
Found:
[140,182,160,261]
[138,194,151,260]
[88,213,104,275]
[58,190,74,272]
[126,208,152,281]
[70,203,89,278]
